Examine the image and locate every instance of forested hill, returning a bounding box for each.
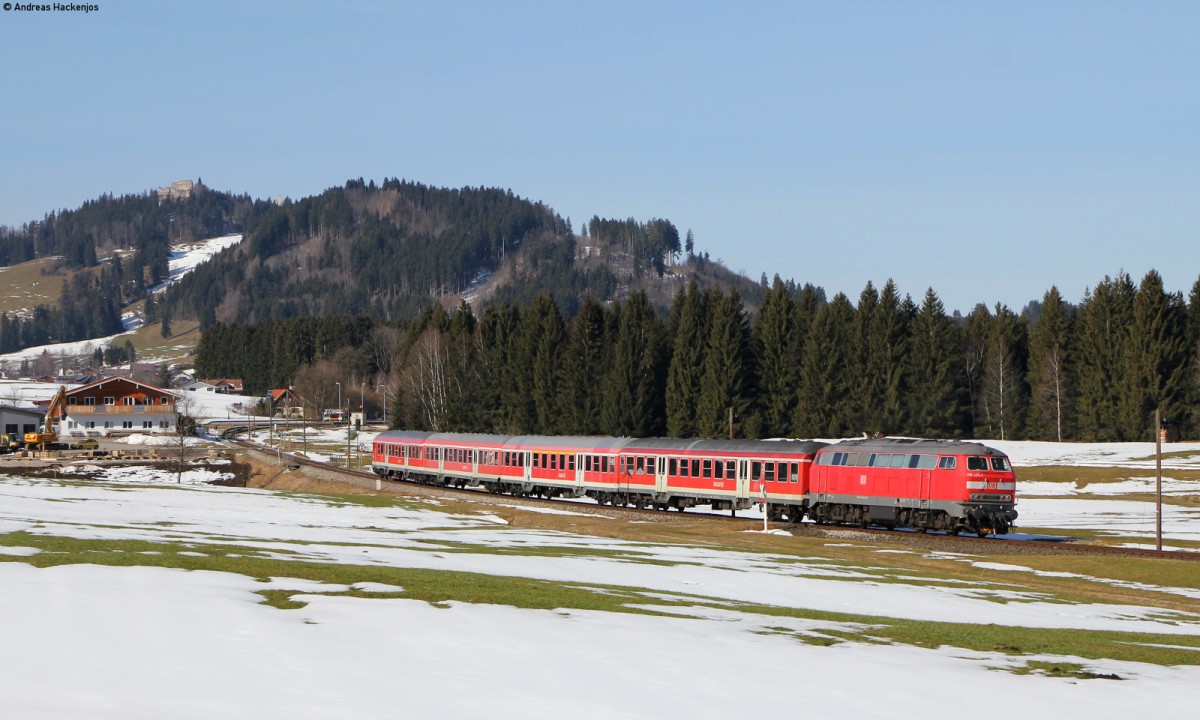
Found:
[0,182,267,354]
[163,178,765,326]
[0,178,769,355]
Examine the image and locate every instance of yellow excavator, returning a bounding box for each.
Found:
[25,385,68,451]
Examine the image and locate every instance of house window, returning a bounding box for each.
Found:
[85,421,95,429]
[122,421,133,429]
[84,397,96,406]
[103,397,115,405]
[68,397,77,405]
[68,421,77,429]
[104,421,112,429]
[4,424,15,435]
[159,421,169,429]
[160,398,169,405]
[143,421,152,429]
[123,397,135,406]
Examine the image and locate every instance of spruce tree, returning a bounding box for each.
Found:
[1189,276,1200,437]
[601,291,666,437]
[752,278,797,437]
[905,288,964,437]
[561,297,610,434]
[793,293,856,437]
[1027,287,1072,441]
[851,281,879,434]
[1073,273,1135,440]
[866,279,911,435]
[523,294,566,434]
[1127,270,1189,438]
[665,281,711,437]
[697,288,755,438]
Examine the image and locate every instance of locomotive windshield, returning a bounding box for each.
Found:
[967,456,989,471]
[990,456,1011,472]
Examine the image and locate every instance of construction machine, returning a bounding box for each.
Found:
[25,385,68,451]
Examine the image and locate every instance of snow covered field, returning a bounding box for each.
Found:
[2,462,1199,718]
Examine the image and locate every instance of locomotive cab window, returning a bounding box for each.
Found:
[990,457,1010,472]
[938,456,957,470]
[967,456,989,471]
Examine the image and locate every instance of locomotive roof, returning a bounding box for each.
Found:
[623,438,827,454]
[821,437,1006,456]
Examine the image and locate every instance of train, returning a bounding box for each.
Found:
[371,431,1018,536]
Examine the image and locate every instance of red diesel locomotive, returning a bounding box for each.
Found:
[371,431,1018,536]
[809,438,1017,536]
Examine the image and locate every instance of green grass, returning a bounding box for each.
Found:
[0,257,64,315]
[5,529,1200,667]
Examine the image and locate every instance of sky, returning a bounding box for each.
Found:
[1,1,1197,314]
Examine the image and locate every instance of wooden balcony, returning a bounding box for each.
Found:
[67,404,175,414]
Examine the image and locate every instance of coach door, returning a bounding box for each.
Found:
[919,466,932,508]
[655,456,667,494]
[737,460,750,500]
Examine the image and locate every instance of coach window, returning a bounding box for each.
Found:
[751,461,762,480]
[990,457,1010,472]
[763,462,774,482]
[568,455,576,471]
[634,457,644,474]
[713,460,724,480]
[702,459,712,478]
[668,458,678,475]
[967,456,989,471]
[938,456,957,470]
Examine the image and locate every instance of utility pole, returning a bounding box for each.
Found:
[1156,407,1162,552]
[728,407,733,440]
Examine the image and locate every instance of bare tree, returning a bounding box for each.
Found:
[367,326,402,380]
[32,351,56,378]
[400,328,452,430]
[172,391,197,483]
[1037,346,1068,443]
[292,360,342,420]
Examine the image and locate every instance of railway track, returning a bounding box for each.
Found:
[231,440,1200,562]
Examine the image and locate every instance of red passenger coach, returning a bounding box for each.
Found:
[612,438,824,516]
[809,438,1017,536]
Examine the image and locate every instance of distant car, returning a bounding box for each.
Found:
[72,439,100,450]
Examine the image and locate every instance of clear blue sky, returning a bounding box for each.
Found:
[2,1,1197,314]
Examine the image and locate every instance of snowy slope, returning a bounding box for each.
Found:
[0,234,242,365]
